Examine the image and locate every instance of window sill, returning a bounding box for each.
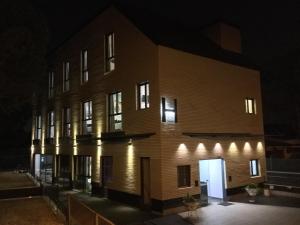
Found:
[250,175,261,178]
[178,186,192,190]
[104,69,115,76]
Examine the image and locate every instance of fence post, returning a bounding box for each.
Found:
[95,214,99,225]
[68,195,71,225]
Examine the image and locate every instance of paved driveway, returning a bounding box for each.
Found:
[179,202,300,225]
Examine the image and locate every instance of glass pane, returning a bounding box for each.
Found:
[140,84,146,109]
[114,115,122,130]
[146,83,150,107]
[166,99,175,110]
[118,92,122,113]
[251,160,257,175]
[166,111,175,122]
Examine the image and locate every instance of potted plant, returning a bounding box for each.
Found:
[183,193,200,213]
[245,183,260,202]
[263,183,271,197]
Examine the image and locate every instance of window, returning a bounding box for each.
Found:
[177,165,191,188]
[47,111,55,138]
[161,97,177,123]
[81,50,88,83]
[250,159,260,177]
[109,92,122,131]
[245,98,256,114]
[104,33,115,73]
[34,115,42,140]
[62,107,71,137]
[137,82,150,109]
[82,101,92,134]
[63,61,70,92]
[48,72,54,98]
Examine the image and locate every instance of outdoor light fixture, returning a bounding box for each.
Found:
[128,138,133,145]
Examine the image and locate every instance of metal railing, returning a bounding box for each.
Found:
[68,195,114,225]
[266,170,300,188]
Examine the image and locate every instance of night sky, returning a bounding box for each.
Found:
[31,0,300,65]
[1,0,300,168]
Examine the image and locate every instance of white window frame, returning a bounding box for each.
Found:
[250,159,260,177]
[137,81,150,110]
[35,115,42,140]
[48,72,54,98]
[108,92,122,132]
[63,61,70,92]
[81,50,88,83]
[104,33,115,73]
[245,98,256,114]
[82,101,92,135]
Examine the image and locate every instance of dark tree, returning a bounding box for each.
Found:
[0,0,48,113]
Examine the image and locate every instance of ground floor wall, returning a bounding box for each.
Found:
[157,134,266,212]
[30,134,266,213]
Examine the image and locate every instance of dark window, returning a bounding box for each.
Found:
[48,72,54,98]
[102,156,113,185]
[109,92,122,131]
[82,101,92,134]
[63,61,70,92]
[245,98,256,114]
[47,111,55,138]
[138,82,150,109]
[35,115,42,140]
[162,97,177,123]
[177,165,191,187]
[62,107,71,137]
[250,159,259,177]
[104,33,115,73]
[81,50,88,83]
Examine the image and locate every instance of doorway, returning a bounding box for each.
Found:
[140,157,151,206]
[73,155,92,192]
[101,156,113,195]
[199,159,226,202]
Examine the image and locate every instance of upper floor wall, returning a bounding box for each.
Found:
[36,6,161,139]
[158,46,263,135]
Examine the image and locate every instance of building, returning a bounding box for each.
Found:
[31,5,266,213]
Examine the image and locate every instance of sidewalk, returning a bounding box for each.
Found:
[60,191,159,225]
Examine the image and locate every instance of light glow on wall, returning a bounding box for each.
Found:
[243,142,252,152]
[126,144,135,191]
[73,146,78,156]
[214,143,223,155]
[229,142,239,155]
[55,145,60,155]
[256,142,264,152]
[178,143,188,154]
[196,143,206,152]
[31,145,35,154]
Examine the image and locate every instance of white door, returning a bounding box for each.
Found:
[199,159,225,199]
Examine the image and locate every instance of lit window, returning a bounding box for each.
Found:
[245,98,256,114]
[48,72,54,98]
[82,101,92,134]
[62,107,71,137]
[63,61,70,92]
[137,81,150,109]
[35,115,42,140]
[109,92,122,131]
[104,33,115,73]
[161,97,177,123]
[81,50,88,83]
[47,111,55,138]
[250,159,260,177]
[177,165,191,188]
